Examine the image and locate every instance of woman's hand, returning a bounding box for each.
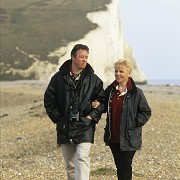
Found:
[92,100,100,108]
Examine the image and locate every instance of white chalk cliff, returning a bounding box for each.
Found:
[49,0,147,84]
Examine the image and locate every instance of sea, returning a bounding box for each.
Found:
[148,79,180,86]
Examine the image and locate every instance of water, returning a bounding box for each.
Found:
[148,79,180,86]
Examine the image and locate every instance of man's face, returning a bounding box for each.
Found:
[71,49,89,70]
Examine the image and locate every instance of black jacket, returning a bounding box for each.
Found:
[44,60,106,144]
[104,78,151,150]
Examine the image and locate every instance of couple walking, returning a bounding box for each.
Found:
[44,44,151,180]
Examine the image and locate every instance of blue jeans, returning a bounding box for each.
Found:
[109,143,136,180]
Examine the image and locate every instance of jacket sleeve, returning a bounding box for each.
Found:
[88,80,106,123]
[44,75,63,123]
[135,89,151,127]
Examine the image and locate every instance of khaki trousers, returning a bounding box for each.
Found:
[61,143,91,180]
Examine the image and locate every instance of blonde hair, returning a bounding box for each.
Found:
[114,59,132,74]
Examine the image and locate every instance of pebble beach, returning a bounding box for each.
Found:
[1,80,180,180]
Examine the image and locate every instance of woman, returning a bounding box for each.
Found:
[92,59,151,180]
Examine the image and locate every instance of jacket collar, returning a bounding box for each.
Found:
[60,59,94,89]
[110,77,137,94]
[59,59,94,76]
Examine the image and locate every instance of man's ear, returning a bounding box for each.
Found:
[71,55,75,60]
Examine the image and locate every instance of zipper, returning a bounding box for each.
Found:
[123,93,131,140]
[108,88,113,140]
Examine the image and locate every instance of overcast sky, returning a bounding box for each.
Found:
[119,0,180,81]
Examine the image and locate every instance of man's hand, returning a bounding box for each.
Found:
[86,115,92,121]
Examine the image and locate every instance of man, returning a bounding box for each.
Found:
[44,44,105,180]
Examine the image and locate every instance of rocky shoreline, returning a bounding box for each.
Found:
[1,81,180,179]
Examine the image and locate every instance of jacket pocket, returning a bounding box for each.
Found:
[69,117,91,138]
[56,117,68,136]
[128,129,142,148]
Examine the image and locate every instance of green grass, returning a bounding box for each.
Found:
[0,0,111,80]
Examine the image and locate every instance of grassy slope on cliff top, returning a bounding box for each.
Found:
[0,0,111,80]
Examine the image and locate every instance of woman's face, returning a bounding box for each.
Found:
[114,65,130,83]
